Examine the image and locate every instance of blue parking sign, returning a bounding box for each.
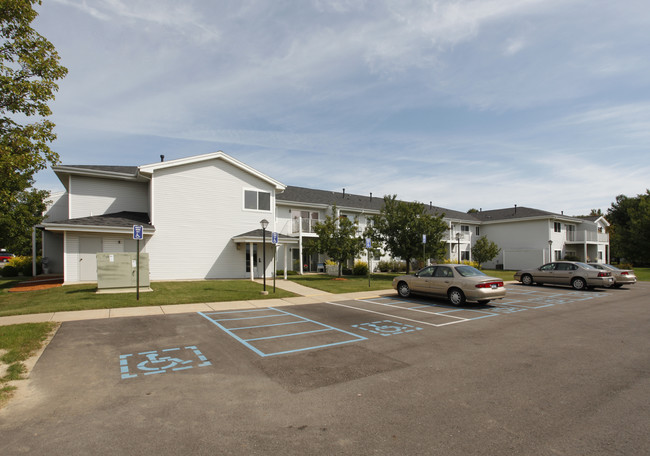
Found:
[271,232,278,244]
[365,238,372,249]
[133,225,144,240]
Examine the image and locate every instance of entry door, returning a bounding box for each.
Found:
[79,237,102,281]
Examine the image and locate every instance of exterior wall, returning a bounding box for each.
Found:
[147,158,276,280]
[69,175,148,218]
[44,191,68,222]
[479,219,552,269]
[42,231,63,274]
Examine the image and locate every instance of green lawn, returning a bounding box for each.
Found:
[0,322,58,406]
[0,279,296,317]
[288,273,400,293]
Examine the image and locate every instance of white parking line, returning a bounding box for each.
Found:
[355,298,469,320]
[326,301,468,327]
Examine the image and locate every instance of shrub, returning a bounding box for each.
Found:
[353,261,368,276]
[324,259,337,266]
[377,261,391,272]
[563,254,580,261]
[276,270,298,276]
[342,267,353,275]
[0,265,19,277]
[442,258,479,268]
[7,256,42,276]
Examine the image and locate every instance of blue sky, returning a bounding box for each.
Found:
[32,0,650,215]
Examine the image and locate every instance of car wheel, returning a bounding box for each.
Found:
[477,300,490,305]
[397,281,411,298]
[448,288,466,306]
[521,274,533,286]
[571,277,586,291]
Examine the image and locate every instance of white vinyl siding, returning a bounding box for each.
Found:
[146,158,276,280]
[69,175,148,219]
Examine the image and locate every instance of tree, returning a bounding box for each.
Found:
[309,204,364,277]
[589,208,603,217]
[606,190,650,266]
[0,187,48,254]
[472,236,501,268]
[1,0,67,252]
[369,195,447,273]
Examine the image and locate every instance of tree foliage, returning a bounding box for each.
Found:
[472,235,501,268]
[1,0,67,251]
[309,204,364,276]
[606,190,650,266]
[368,195,447,273]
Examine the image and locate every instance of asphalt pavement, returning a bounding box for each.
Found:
[1,282,648,455]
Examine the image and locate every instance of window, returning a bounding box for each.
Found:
[554,222,561,233]
[475,226,480,236]
[244,190,271,211]
[554,250,562,261]
[461,251,470,261]
[461,225,469,232]
[598,251,603,260]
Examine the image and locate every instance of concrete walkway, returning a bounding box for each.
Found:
[0,279,395,327]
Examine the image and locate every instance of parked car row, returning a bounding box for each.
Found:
[514,261,636,290]
[392,261,636,306]
[0,252,16,263]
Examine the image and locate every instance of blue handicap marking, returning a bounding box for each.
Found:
[352,320,422,337]
[120,345,211,379]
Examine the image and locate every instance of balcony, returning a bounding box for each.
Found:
[443,231,472,243]
[565,231,609,243]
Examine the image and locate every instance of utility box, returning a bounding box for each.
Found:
[96,253,150,291]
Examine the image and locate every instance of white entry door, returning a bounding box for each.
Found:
[79,237,102,281]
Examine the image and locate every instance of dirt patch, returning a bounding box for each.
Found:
[8,276,63,293]
[332,278,349,281]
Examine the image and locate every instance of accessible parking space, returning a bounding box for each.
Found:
[1,283,649,456]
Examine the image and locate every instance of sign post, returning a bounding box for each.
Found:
[271,232,278,293]
[133,225,144,300]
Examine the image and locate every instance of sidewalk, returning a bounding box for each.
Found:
[0,280,395,327]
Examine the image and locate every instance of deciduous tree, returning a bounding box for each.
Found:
[309,204,364,276]
[369,195,447,273]
[607,190,650,266]
[472,235,501,268]
[1,0,67,252]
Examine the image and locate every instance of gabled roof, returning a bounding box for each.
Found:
[41,211,154,234]
[52,165,146,188]
[473,206,582,223]
[138,151,286,191]
[277,186,479,222]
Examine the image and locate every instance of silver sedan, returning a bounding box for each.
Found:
[392,264,506,306]
[588,263,637,288]
[514,261,614,290]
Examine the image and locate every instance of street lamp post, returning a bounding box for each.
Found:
[548,239,553,262]
[456,232,461,263]
[260,219,269,294]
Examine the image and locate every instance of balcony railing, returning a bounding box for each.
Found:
[443,231,472,242]
[565,231,609,243]
[291,217,319,234]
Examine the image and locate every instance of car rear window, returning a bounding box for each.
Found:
[455,266,486,277]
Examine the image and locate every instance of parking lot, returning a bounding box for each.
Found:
[1,283,649,455]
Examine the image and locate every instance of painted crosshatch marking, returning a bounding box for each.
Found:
[120,346,211,379]
[198,308,367,357]
[352,320,422,336]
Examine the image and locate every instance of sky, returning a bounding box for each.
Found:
[31,0,650,216]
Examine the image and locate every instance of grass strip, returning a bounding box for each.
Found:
[0,322,58,406]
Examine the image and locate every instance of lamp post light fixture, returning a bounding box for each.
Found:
[456,232,461,264]
[548,239,553,262]
[260,219,269,294]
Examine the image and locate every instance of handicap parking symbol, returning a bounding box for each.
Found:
[352,320,422,337]
[119,345,211,379]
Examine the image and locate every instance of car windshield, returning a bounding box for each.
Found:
[604,264,621,271]
[576,262,594,269]
[455,265,487,277]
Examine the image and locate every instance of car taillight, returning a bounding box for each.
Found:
[620,271,629,275]
[476,281,504,288]
[597,272,610,277]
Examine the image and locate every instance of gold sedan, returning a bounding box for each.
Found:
[392,264,507,306]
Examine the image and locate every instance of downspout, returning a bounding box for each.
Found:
[32,226,37,276]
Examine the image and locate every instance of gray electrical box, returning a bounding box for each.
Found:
[96,253,150,290]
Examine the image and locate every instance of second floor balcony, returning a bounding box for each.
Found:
[565,230,609,243]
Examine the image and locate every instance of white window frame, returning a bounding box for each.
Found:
[554,222,561,233]
[243,188,272,212]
